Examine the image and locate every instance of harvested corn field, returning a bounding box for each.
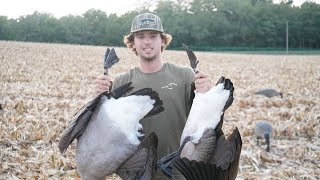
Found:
[0,41,319,179]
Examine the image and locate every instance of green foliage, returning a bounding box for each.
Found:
[0,16,11,40]
[0,0,319,49]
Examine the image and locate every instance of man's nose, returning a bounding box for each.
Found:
[144,37,151,43]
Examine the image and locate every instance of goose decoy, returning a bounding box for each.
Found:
[254,120,272,152]
[157,45,242,180]
[58,47,164,180]
[255,89,283,98]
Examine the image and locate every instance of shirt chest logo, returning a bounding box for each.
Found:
[161,83,178,90]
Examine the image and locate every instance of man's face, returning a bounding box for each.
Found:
[133,30,164,61]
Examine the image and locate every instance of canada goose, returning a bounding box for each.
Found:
[58,47,164,180]
[157,45,242,180]
[254,120,272,152]
[58,82,164,180]
[255,89,283,98]
[157,76,241,180]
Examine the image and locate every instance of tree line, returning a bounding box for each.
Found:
[0,0,319,50]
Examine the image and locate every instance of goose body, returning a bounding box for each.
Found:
[59,82,163,180]
[157,77,242,180]
[181,81,231,145]
[254,120,272,152]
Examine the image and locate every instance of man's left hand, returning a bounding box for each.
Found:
[194,71,212,93]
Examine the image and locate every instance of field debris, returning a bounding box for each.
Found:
[0,41,319,179]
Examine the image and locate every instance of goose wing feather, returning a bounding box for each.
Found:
[116,132,158,180]
[58,82,133,153]
[211,127,242,179]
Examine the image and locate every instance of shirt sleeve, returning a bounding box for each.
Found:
[111,72,130,91]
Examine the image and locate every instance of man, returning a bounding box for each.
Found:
[94,12,212,179]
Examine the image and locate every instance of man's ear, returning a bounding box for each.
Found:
[161,39,165,46]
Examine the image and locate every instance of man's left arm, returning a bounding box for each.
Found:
[194,71,212,93]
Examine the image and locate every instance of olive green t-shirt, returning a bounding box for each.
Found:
[112,62,195,159]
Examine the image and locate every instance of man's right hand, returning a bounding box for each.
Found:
[94,75,113,95]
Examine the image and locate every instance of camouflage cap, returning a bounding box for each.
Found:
[130,13,164,33]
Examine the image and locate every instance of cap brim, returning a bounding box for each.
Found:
[131,28,164,33]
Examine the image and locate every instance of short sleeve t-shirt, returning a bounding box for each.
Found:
[112,62,195,158]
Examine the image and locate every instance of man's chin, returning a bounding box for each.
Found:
[141,55,156,62]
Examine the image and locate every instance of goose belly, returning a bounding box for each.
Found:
[180,87,230,144]
[75,107,137,177]
[180,103,221,144]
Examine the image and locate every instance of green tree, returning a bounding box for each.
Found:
[1,0,319,49]
[82,9,109,45]
[0,16,11,40]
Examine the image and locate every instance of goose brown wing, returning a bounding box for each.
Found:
[173,128,242,180]
[212,134,232,169]
[58,95,102,153]
[58,82,133,153]
[174,157,227,180]
[116,132,158,180]
[182,128,216,162]
[173,129,216,180]
[225,127,242,179]
[211,127,242,179]
[157,128,215,179]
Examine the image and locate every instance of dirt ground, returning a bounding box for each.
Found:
[0,41,319,179]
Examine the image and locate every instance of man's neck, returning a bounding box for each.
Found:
[139,58,164,73]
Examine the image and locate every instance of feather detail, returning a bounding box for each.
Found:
[104,47,120,75]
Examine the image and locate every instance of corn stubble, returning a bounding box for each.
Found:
[0,41,319,179]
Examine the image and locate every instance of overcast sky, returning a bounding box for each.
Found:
[0,0,139,19]
[1,0,319,19]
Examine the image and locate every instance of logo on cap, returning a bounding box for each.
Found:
[141,18,156,25]
[130,13,164,33]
